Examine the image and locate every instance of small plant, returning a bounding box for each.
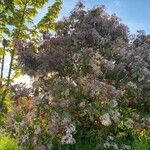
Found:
[132,130,150,150]
[0,135,21,150]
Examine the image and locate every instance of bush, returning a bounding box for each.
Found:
[7,1,150,149]
[0,135,21,150]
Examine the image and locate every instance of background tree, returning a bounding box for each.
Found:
[10,2,150,149]
[0,0,62,113]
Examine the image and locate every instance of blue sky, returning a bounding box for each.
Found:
[35,0,150,34]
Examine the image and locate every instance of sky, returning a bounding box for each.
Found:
[35,0,150,34]
[4,0,150,86]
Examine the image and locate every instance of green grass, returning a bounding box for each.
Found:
[131,132,150,150]
[53,138,99,150]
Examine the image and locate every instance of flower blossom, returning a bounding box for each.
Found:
[100,113,112,126]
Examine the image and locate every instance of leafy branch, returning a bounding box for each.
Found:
[0,0,29,112]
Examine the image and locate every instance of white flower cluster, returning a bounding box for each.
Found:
[14,121,26,133]
[100,110,120,126]
[100,113,112,126]
[103,59,115,70]
[90,86,101,97]
[34,125,41,135]
[111,110,120,123]
[21,134,29,143]
[124,118,134,129]
[61,117,71,126]
[131,112,140,120]
[141,117,150,126]
[127,81,137,89]
[72,53,81,63]
[103,135,132,150]
[110,99,118,108]
[61,124,76,145]
[103,135,119,150]
[89,52,103,76]
[79,101,86,108]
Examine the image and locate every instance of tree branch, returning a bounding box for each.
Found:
[0,52,5,79]
[0,0,29,112]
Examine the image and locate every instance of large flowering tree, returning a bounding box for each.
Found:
[8,2,150,149]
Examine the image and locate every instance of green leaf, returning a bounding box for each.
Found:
[0,27,10,34]
[0,47,5,56]
[37,0,62,31]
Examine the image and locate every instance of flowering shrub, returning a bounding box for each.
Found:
[7,2,150,149]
